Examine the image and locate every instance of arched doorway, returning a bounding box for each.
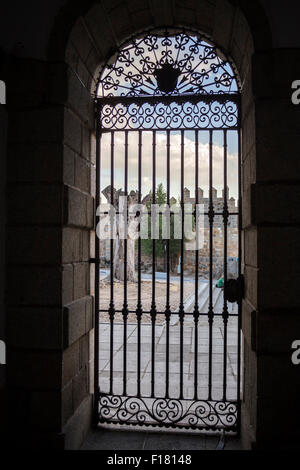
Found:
[93,28,242,434]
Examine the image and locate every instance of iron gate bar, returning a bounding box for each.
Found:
[109,131,115,396]
[137,130,143,398]
[194,129,200,401]
[122,131,129,396]
[99,310,239,317]
[179,129,185,400]
[237,128,243,434]
[208,129,214,401]
[94,100,101,424]
[98,93,240,106]
[165,130,171,399]
[223,130,229,402]
[151,130,157,398]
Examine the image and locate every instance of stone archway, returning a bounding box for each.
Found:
[4,0,276,450]
[53,0,267,449]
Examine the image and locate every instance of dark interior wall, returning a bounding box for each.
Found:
[0,105,7,388]
[0,0,300,59]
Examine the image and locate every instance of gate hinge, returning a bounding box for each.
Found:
[224,275,244,304]
[89,258,96,264]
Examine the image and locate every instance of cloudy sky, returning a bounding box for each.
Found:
[100,130,239,202]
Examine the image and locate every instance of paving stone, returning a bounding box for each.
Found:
[98,316,240,401]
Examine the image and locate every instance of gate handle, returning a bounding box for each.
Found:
[224,276,244,303]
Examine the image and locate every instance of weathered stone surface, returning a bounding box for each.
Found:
[86,194,95,229]
[63,395,92,450]
[86,297,94,333]
[79,334,90,370]
[64,186,88,228]
[74,263,89,300]
[81,125,92,160]
[62,228,81,264]
[242,149,256,191]
[62,264,74,306]
[72,366,88,411]
[242,299,255,351]
[68,19,94,63]
[62,381,73,425]
[63,296,93,347]
[242,186,252,229]
[244,265,258,309]
[62,340,80,387]
[244,227,257,268]
[63,145,75,186]
[242,106,255,163]
[75,154,91,193]
[67,68,94,125]
[64,108,82,155]
[243,337,257,431]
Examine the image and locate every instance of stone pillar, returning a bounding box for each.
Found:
[0,103,7,391]
[4,57,95,449]
[242,49,300,449]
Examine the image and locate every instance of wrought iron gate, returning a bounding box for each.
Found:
[93,29,242,433]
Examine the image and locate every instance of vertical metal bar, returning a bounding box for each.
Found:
[222,130,229,402]
[122,131,129,396]
[136,130,143,397]
[237,123,242,431]
[151,130,157,398]
[109,131,115,396]
[208,129,214,401]
[179,129,185,400]
[165,130,171,399]
[94,100,101,425]
[194,130,200,400]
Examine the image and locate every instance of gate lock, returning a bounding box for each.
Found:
[224,276,244,304]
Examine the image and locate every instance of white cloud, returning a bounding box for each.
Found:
[100,131,238,201]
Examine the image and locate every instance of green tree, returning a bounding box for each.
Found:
[141,183,181,271]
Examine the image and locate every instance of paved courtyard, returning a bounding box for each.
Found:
[99,284,240,402]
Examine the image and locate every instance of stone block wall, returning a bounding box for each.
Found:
[0,104,7,393]
[3,0,298,451]
[241,49,300,449]
[3,55,95,448]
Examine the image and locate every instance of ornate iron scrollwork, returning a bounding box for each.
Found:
[97,29,238,98]
[99,395,238,432]
[100,97,238,131]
